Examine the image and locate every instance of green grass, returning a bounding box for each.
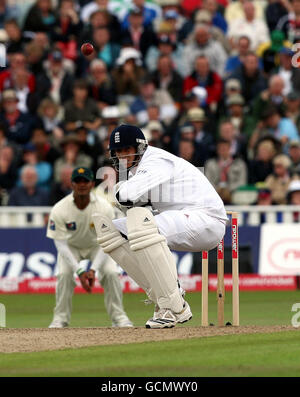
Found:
[1,291,300,377]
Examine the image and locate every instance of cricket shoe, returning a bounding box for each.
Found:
[152,286,187,321]
[48,320,68,329]
[112,318,134,328]
[145,301,192,329]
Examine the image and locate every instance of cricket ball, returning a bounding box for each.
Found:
[81,42,94,56]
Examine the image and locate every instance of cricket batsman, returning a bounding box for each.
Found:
[47,166,133,328]
[92,125,228,329]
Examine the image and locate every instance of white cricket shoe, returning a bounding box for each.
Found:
[146,301,192,329]
[112,318,134,328]
[48,320,68,329]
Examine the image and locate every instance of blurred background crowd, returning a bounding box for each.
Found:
[1,0,300,209]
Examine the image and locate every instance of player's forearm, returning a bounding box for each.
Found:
[54,239,84,275]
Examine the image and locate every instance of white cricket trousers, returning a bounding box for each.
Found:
[52,246,129,325]
[113,209,226,252]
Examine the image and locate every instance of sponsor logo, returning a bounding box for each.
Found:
[66,221,76,231]
[49,219,55,230]
[114,131,120,143]
[267,238,300,273]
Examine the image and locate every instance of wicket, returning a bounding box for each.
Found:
[201,211,240,327]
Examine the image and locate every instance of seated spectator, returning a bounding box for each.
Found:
[158,2,187,41]
[111,47,145,103]
[150,53,183,103]
[225,36,252,77]
[30,127,61,166]
[23,0,57,34]
[34,49,74,106]
[218,119,248,160]
[224,0,264,24]
[229,51,267,105]
[204,138,248,204]
[75,126,104,173]
[285,91,300,131]
[4,19,27,54]
[249,106,299,154]
[51,0,82,61]
[0,145,18,193]
[36,98,64,145]
[0,122,21,163]
[121,0,161,30]
[265,154,293,204]
[145,24,188,77]
[289,140,300,177]
[88,59,117,110]
[0,89,36,145]
[202,0,228,33]
[80,7,121,44]
[256,186,273,206]
[186,107,215,163]
[8,164,49,206]
[49,164,73,205]
[121,6,158,58]
[183,54,223,113]
[276,0,300,42]
[252,75,286,121]
[227,1,270,52]
[178,137,202,167]
[143,120,167,149]
[91,26,120,70]
[286,180,300,221]
[130,74,177,126]
[248,138,278,184]
[63,79,102,134]
[53,134,92,183]
[18,142,52,191]
[266,0,289,32]
[182,23,227,77]
[24,40,46,77]
[219,93,256,140]
[0,52,35,93]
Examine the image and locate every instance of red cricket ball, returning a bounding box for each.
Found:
[81,42,94,56]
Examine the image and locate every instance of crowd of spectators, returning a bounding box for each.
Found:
[0,0,300,209]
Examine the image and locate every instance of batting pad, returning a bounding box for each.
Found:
[127,208,184,313]
[92,213,156,303]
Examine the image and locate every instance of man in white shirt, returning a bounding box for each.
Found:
[92,125,227,329]
[47,166,133,328]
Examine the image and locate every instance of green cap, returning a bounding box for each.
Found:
[71,167,94,182]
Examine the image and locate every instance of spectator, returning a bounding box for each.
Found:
[36,98,64,144]
[151,53,183,103]
[4,18,27,54]
[121,6,158,59]
[121,0,161,30]
[30,127,61,166]
[265,154,293,204]
[53,134,92,183]
[63,79,102,134]
[18,142,52,191]
[248,138,278,184]
[178,137,202,166]
[143,120,167,149]
[218,118,248,161]
[229,51,267,105]
[289,140,300,176]
[8,164,49,206]
[286,180,300,222]
[266,0,289,32]
[88,59,117,110]
[202,0,228,33]
[204,138,248,204]
[276,0,300,42]
[182,23,227,78]
[0,89,36,145]
[252,75,286,121]
[256,187,273,206]
[0,145,18,193]
[227,0,270,52]
[34,49,74,106]
[91,26,120,70]
[145,32,188,78]
[75,125,104,173]
[130,74,177,126]
[49,164,73,205]
[285,91,300,130]
[23,0,57,34]
[183,54,223,112]
[111,47,145,103]
[276,47,295,96]
[224,35,252,76]
[0,0,20,29]
[225,0,264,24]
[249,106,299,154]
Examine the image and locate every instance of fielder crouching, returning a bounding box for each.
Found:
[47,166,133,328]
[92,125,228,329]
